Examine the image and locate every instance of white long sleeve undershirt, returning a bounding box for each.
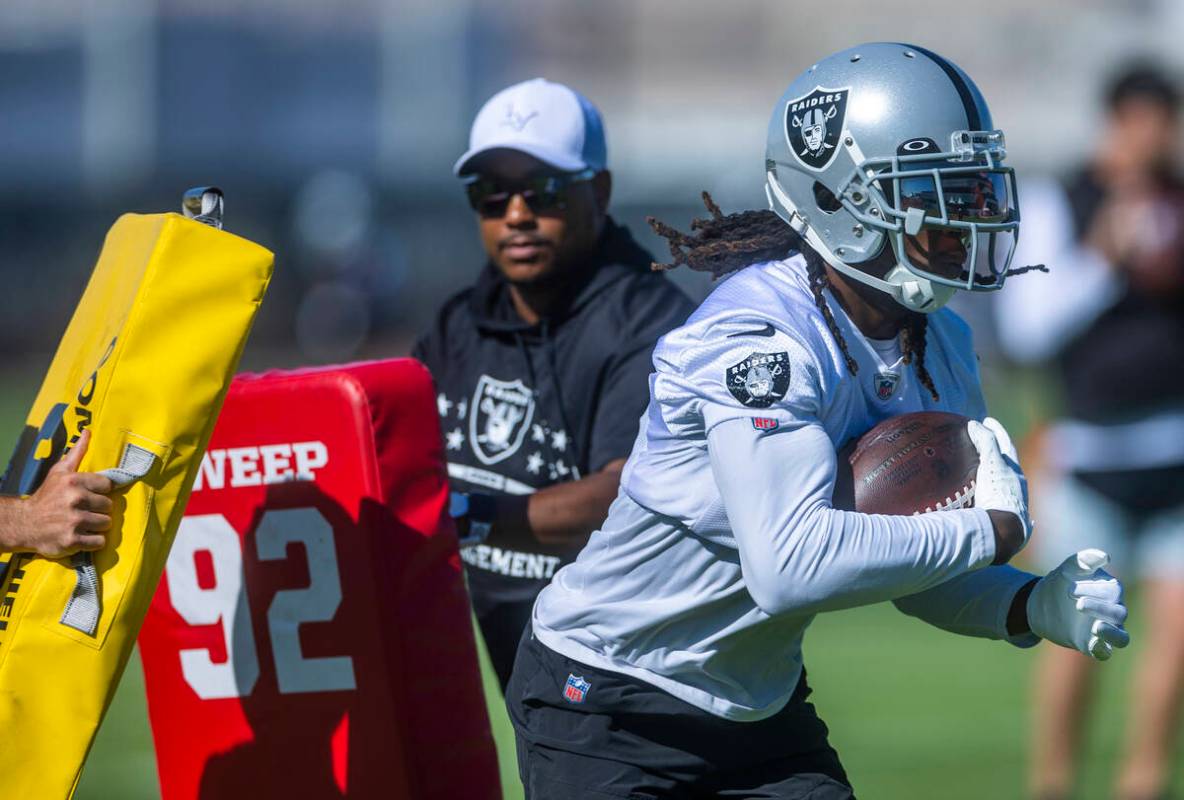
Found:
[708,418,1000,616]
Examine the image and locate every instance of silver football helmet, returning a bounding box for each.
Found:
[765,42,1020,312]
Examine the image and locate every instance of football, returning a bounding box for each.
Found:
[832,411,979,515]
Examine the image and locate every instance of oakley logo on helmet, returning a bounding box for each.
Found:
[785,87,849,171]
[896,138,941,155]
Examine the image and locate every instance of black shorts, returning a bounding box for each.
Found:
[475,598,536,690]
[506,632,854,799]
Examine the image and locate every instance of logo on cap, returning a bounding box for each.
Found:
[896,137,941,156]
[501,103,539,132]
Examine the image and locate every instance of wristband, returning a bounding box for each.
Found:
[449,492,495,547]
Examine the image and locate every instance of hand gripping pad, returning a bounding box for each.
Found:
[138,360,500,800]
[0,213,273,798]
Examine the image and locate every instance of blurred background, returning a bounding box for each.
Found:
[2,0,1183,798]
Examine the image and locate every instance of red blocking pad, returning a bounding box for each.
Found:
[138,359,500,800]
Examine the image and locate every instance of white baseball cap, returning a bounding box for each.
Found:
[453,78,607,176]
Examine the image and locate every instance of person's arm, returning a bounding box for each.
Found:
[455,458,625,553]
[995,179,1124,363]
[892,566,1041,645]
[459,283,690,554]
[0,430,113,557]
[891,417,1042,645]
[707,420,1025,617]
[525,458,625,547]
[864,437,1125,659]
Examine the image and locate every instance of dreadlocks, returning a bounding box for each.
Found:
[650,193,1048,401]
[647,192,860,378]
[804,242,860,378]
[652,192,1046,402]
[900,313,938,402]
[647,192,800,279]
[648,191,881,385]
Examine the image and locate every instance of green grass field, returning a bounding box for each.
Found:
[0,365,1176,799]
[71,601,1177,800]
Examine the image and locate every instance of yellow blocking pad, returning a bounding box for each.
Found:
[0,212,273,798]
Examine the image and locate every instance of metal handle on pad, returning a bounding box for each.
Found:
[181,186,224,230]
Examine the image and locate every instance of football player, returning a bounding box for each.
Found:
[0,429,113,556]
[505,43,1130,799]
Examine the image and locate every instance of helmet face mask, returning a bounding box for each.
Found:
[764,43,1021,313]
[840,133,1020,292]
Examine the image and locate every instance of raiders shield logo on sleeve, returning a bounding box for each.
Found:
[785,87,849,171]
[727,352,791,408]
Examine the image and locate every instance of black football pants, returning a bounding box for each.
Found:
[506,632,855,799]
[477,598,536,690]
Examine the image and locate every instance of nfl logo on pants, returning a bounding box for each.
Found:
[564,673,591,704]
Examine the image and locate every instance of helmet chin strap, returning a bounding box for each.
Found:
[828,259,955,314]
[765,172,955,314]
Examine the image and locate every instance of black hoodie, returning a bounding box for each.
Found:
[413,220,694,610]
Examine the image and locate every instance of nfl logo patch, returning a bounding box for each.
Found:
[751,417,779,431]
[875,371,900,401]
[563,673,591,704]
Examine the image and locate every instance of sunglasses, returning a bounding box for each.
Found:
[464,168,597,218]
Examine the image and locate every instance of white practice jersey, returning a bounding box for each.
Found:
[533,254,1037,721]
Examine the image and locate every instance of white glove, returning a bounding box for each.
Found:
[967,417,1032,547]
[1027,549,1130,660]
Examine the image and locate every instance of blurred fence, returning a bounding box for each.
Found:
[1,0,1181,367]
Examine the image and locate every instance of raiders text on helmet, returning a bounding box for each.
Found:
[765,43,1021,312]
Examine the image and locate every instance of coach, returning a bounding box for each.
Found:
[412,78,693,688]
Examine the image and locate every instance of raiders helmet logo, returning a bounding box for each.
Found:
[785,87,850,171]
[726,352,791,408]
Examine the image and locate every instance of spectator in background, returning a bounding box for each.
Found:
[996,64,1184,800]
[412,79,693,690]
